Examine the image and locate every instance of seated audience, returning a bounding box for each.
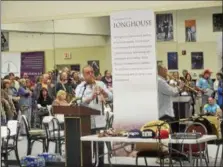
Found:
[52,90,69,106]
[37,88,53,107]
[55,72,73,102]
[203,97,222,117]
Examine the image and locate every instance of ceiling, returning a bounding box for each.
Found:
[1,1,222,23]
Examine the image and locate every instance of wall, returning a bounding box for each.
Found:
[5,7,223,77]
[2,17,110,35]
[156,6,222,77]
[8,32,110,73]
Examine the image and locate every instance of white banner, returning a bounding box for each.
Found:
[1,52,21,77]
[110,10,158,131]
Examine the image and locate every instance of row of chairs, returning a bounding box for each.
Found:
[1,114,65,167]
[1,103,114,167]
[1,120,20,167]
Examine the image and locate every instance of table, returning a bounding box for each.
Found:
[81,135,217,166]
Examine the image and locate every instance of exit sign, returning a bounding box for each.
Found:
[64,52,72,59]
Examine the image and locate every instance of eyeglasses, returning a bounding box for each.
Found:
[86,71,94,75]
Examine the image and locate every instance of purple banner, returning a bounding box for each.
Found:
[21,51,45,81]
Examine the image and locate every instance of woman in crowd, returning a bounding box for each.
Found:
[184,73,195,92]
[36,88,53,126]
[184,73,196,114]
[1,80,16,121]
[17,79,32,134]
[3,79,20,119]
[37,88,53,108]
[26,79,34,92]
[101,70,112,88]
[96,73,102,81]
[55,72,73,102]
[52,90,69,106]
[169,71,180,87]
[72,71,81,85]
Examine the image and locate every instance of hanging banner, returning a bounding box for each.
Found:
[110,10,158,163]
[111,10,158,130]
[21,51,45,81]
[1,52,21,77]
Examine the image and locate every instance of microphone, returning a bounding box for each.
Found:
[80,83,87,103]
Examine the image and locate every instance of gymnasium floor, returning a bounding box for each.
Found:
[7,137,222,166]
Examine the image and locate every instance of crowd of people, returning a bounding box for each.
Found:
[163,68,222,117]
[1,65,222,137]
[0,67,113,135]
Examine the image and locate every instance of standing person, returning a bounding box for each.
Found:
[101,70,112,88]
[182,69,188,79]
[17,79,32,135]
[169,71,180,87]
[214,73,222,102]
[157,65,184,129]
[156,65,184,164]
[196,69,213,108]
[3,79,20,119]
[75,65,112,167]
[1,80,16,120]
[184,73,196,114]
[216,73,223,109]
[9,72,20,90]
[33,73,53,101]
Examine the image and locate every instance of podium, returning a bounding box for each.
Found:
[53,105,100,167]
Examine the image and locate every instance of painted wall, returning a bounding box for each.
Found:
[38,47,110,73]
[156,7,222,77]
[2,17,110,35]
[5,7,223,77]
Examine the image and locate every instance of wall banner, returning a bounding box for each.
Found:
[21,51,45,81]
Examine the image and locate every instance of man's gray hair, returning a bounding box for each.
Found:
[82,65,93,74]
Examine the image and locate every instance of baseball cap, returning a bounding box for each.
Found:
[203,69,212,75]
